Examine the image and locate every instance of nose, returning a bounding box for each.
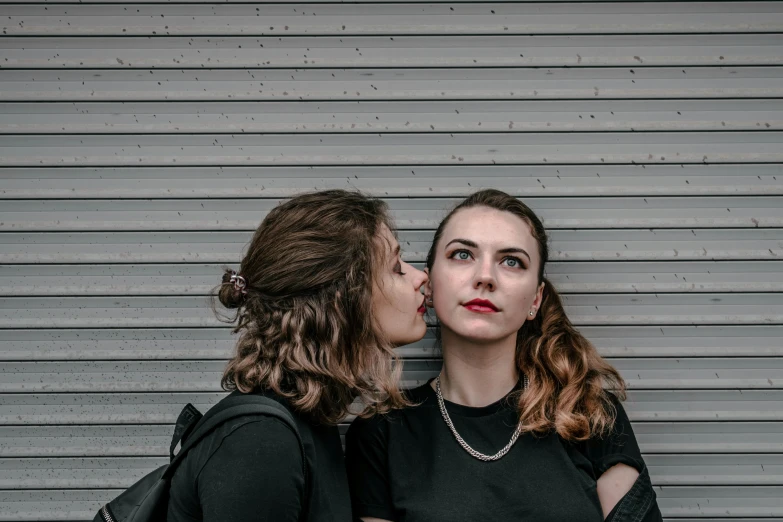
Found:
[473,258,496,291]
[407,263,428,289]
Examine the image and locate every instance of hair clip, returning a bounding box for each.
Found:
[229,272,248,294]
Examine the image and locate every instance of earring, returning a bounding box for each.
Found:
[528,310,535,316]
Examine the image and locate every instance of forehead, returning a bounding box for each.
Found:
[441,206,539,253]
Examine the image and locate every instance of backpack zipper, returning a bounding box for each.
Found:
[100,504,117,522]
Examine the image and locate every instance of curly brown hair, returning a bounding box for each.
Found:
[426,189,626,441]
[216,190,409,425]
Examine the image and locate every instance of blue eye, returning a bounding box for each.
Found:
[450,249,471,261]
[503,257,523,268]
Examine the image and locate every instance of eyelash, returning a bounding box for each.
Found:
[449,249,473,261]
[394,260,407,276]
[449,249,525,269]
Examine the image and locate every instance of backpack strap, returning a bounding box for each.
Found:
[165,394,314,521]
[169,403,203,460]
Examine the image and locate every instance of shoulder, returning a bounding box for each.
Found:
[169,412,305,513]
[221,414,301,447]
[589,391,635,444]
[203,414,302,471]
[580,392,644,476]
[603,391,634,439]
[346,382,433,447]
[405,380,437,404]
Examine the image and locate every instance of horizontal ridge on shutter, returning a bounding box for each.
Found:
[4,68,782,102]
[5,3,782,37]
[3,34,782,69]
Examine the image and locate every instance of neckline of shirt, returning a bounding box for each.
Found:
[420,378,521,418]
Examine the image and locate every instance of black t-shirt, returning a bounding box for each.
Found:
[168,391,352,522]
[345,380,645,522]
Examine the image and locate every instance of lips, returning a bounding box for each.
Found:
[417,298,426,314]
[462,298,499,313]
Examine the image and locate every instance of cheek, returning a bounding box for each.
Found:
[503,277,540,309]
[430,268,459,300]
[378,280,413,316]
[370,280,392,316]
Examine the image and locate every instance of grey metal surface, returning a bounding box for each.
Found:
[2,132,782,166]
[2,0,781,519]
[5,3,782,36]
[0,0,731,2]
[3,99,781,134]
[624,390,783,421]
[655,487,783,517]
[2,196,781,230]
[635,422,783,454]
[4,34,783,69]
[2,165,781,198]
[0,0,739,2]
[0,392,229,425]
[3,67,783,101]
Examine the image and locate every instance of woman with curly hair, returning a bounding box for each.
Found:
[346,189,662,522]
[167,190,428,522]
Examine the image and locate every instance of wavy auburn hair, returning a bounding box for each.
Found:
[426,189,626,441]
[216,190,408,425]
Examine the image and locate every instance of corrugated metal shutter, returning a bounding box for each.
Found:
[1,0,781,519]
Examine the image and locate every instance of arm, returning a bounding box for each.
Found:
[581,395,662,522]
[596,463,639,518]
[197,418,305,522]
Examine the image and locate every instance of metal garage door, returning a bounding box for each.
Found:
[1,1,782,519]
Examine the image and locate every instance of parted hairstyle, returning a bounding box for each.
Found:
[216,190,409,425]
[426,189,626,441]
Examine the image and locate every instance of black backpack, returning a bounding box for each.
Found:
[93,394,312,522]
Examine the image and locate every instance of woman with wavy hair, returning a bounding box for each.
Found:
[167,190,428,522]
[346,189,662,522]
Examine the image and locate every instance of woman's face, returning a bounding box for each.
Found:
[371,225,429,347]
[427,206,544,345]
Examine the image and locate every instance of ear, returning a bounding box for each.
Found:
[527,281,545,320]
[535,281,545,306]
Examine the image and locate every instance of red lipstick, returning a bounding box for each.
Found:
[463,299,499,313]
[417,298,426,314]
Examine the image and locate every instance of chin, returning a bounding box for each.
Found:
[462,334,506,345]
[451,324,509,344]
[394,322,427,346]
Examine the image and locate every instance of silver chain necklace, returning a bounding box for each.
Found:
[435,374,528,462]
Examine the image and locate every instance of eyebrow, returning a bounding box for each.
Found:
[445,238,531,262]
[390,244,401,261]
[498,247,531,262]
[445,238,478,249]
